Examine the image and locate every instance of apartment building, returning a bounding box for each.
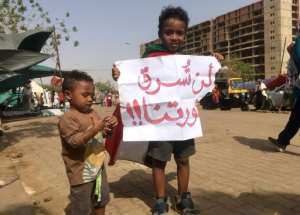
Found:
[141,0,300,79]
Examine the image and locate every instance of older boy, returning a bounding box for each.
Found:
[112,6,201,215]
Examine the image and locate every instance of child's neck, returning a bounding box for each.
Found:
[161,44,181,54]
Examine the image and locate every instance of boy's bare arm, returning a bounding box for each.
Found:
[76,116,105,145]
[59,117,105,148]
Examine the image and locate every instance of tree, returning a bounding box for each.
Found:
[40,83,56,92]
[95,81,116,95]
[222,58,256,81]
[0,0,79,51]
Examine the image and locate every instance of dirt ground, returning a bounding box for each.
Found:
[1,106,300,215]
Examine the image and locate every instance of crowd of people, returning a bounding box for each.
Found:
[101,93,119,107]
[19,81,65,111]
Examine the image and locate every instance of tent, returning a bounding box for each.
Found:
[0,29,53,73]
[31,80,44,94]
[0,29,57,92]
[0,65,68,92]
[0,29,52,52]
[0,29,68,118]
[0,91,12,106]
[0,50,50,72]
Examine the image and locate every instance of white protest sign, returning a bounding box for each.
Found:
[116,55,221,141]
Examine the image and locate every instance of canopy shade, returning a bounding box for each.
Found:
[0,29,53,72]
[0,65,68,92]
[0,29,52,52]
[0,91,12,105]
[0,50,50,72]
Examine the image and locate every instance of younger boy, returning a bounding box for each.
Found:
[112,6,200,215]
[58,70,117,215]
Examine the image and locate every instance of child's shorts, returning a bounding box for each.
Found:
[147,139,195,162]
[68,169,109,215]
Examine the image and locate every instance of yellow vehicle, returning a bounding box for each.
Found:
[228,78,248,96]
[213,76,249,110]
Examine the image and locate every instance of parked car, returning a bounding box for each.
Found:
[266,84,292,110]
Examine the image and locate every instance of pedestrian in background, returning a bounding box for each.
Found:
[268,33,300,152]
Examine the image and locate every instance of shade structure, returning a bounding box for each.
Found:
[0,65,67,92]
[0,29,52,52]
[0,29,53,73]
[0,50,51,72]
[0,91,12,105]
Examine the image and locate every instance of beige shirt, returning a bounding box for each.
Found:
[58,108,106,186]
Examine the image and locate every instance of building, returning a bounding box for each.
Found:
[141,0,300,79]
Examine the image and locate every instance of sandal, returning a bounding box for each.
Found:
[174,192,200,215]
[152,197,169,215]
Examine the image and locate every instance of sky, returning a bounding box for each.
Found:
[40,0,255,82]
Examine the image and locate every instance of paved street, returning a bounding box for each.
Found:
[1,107,300,215]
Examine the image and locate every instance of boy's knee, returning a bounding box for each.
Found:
[152,158,167,169]
[175,157,189,166]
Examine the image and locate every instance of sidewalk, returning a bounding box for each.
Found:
[1,107,300,215]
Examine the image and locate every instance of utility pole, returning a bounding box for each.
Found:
[226,29,230,61]
[279,37,287,75]
[53,27,62,77]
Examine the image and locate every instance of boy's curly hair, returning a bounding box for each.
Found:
[62,70,94,92]
[158,6,190,37]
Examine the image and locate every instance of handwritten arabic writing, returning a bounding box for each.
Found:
[124,97,198,128]
[138,59,214,96]
[116,55,220,141]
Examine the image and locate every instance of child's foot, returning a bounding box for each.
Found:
[268,137,287,152]
[152,197,169,215]
[174,192,200,215]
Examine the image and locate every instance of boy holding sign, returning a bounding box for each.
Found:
[112,6,200,215]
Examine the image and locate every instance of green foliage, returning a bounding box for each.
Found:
[0,0,79,51]
[72,26,77,32]
[95,81,116,94]
[73,40,79,47]
[223,58,255,81]
[41,83,59,92]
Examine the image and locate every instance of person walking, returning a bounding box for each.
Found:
[268,36,300,152]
